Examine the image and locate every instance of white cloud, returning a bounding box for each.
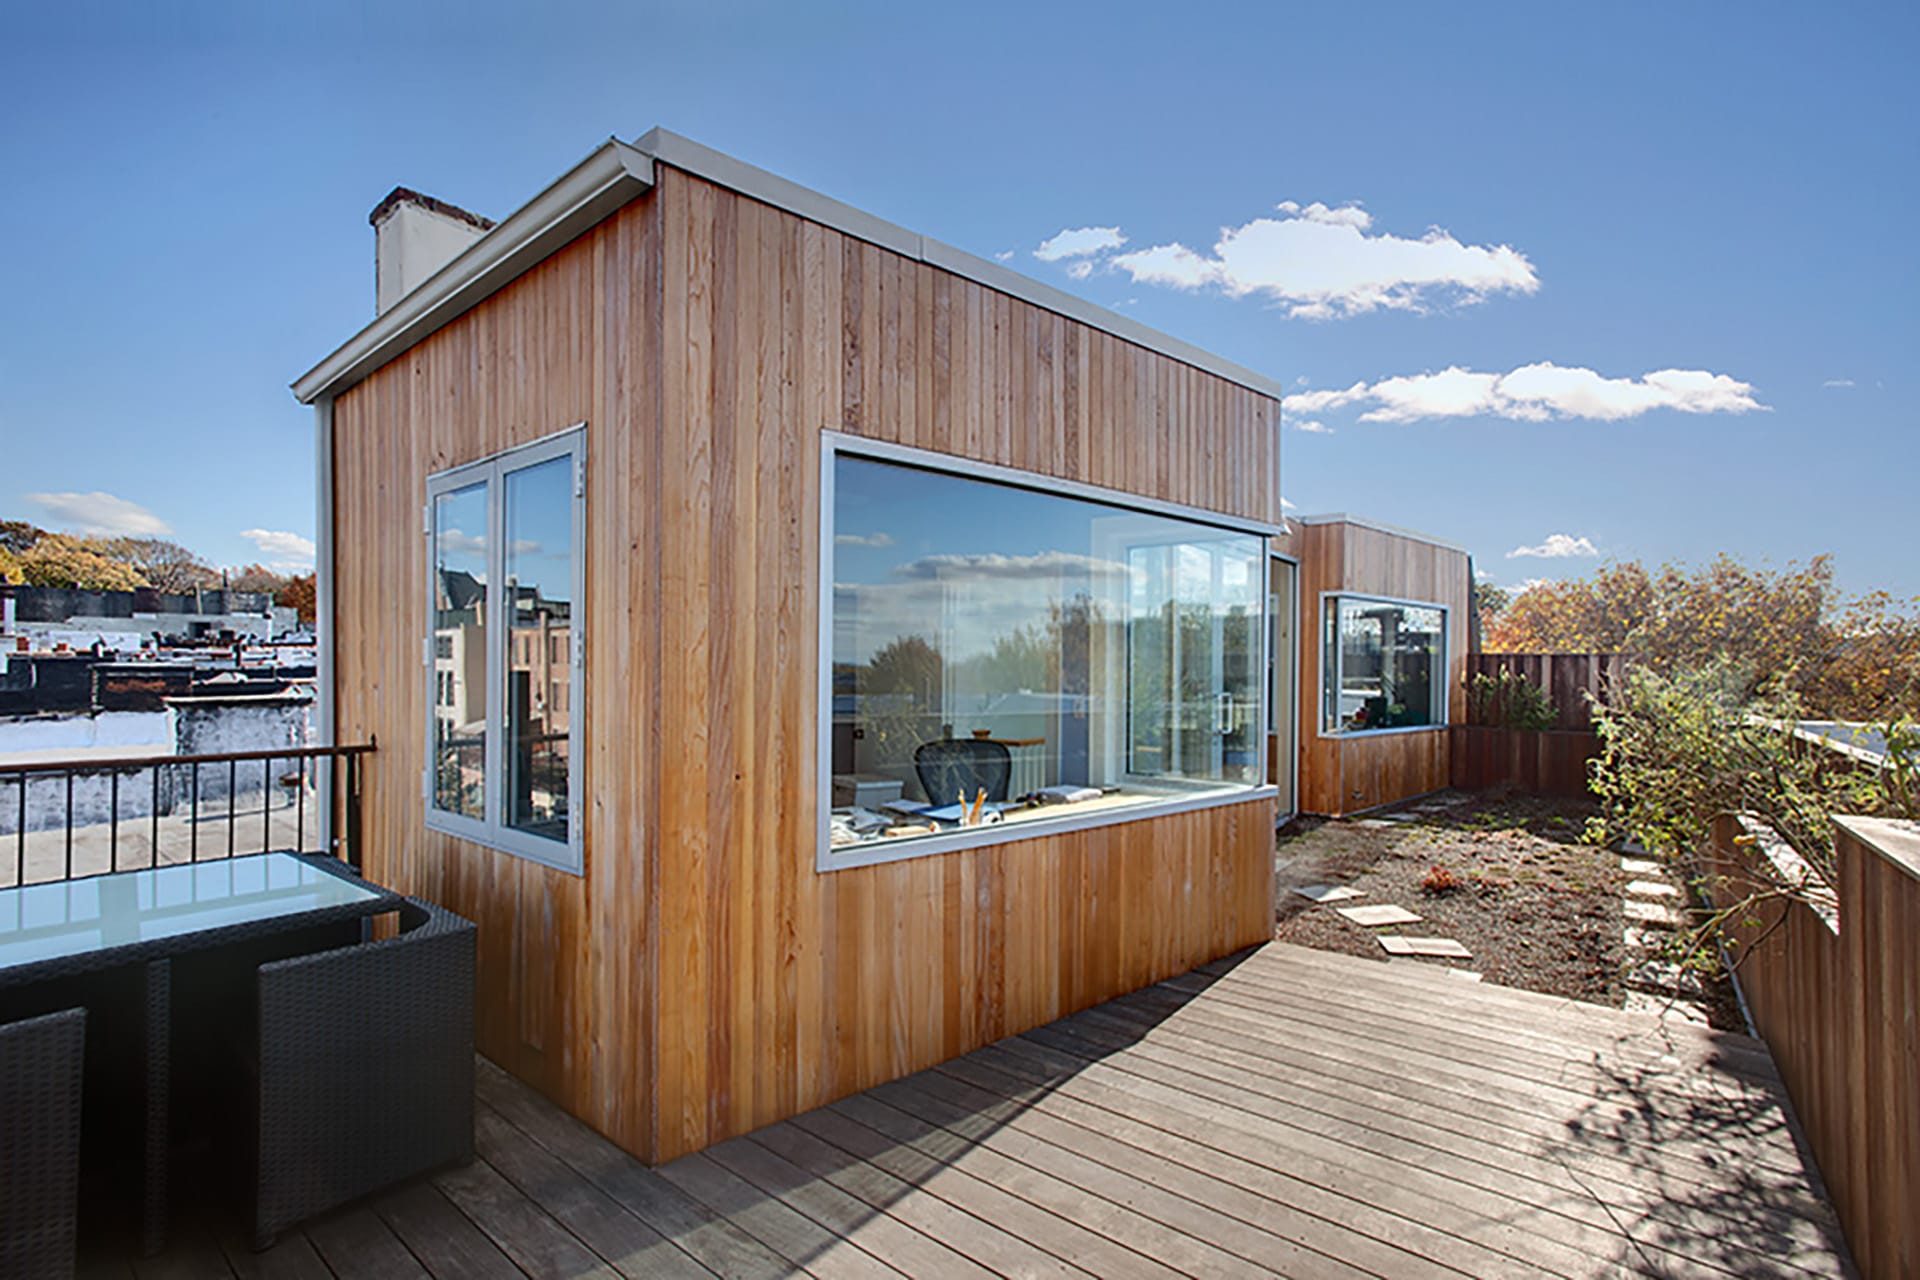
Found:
[835,531,895,548]
[25,491,171,537]
[1291,362,1766,425]
[1822,378,1855,388]
[890,550,1129,583]
[1281,497,1296,510]
[1289,419,1333,434]
[1285,381,1371,415]
[241,528,316,571]
[1102,200,1537,319]
[993,249,1014,262]
[1510,578,1550,594]
[1034,226,1126,261]
[436,529,487,558]
[1507,533,1599,560]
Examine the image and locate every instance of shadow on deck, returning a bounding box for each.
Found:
[100,941,1854,1278]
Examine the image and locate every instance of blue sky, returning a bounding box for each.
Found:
[2,1,1914,596]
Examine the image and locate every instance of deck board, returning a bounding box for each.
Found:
[109,942,1854,1279]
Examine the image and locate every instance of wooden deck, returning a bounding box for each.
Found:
[105,942,1853,1278]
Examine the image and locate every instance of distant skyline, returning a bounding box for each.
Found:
[2,2,1914,598]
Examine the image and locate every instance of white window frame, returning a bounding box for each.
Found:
[817,431,1278,873]
[424,424,586,873]
[1317,590,1449,740]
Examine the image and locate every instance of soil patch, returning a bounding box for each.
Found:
[1274,788,1741,1029]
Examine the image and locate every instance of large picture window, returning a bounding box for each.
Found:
[1321,595,1446,735]
[823,440,1268,868]
[425,426,584,872]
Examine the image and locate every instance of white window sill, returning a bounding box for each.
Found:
[1318,723,1451,741]
[816,785,1278,873]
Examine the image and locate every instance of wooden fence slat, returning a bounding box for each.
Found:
[1702,814,1917,1278]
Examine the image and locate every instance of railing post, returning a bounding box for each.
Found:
[344,751,363,872]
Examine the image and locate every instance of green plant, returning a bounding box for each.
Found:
[1468,668,1559,730]
[1586,663,1920,979]
[1586,662,1873,880]
[1882,715,1920,820]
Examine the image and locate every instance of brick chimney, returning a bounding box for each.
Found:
[369,187,496,316]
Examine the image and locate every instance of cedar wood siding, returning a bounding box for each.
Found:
[330,165,1281,1164]
[1277,521,1470,817]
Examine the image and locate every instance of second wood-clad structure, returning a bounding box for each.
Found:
[296,131,1286,1163]
[1273,515,1472,817]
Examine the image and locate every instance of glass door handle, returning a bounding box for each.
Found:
[1216,691,1234,735]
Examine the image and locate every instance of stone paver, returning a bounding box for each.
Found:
[1377,934,1473,959]
[1336,903,1424,927]
[1626,879,1679,898]
[1625,897,1683,926]
[1292,883,1365,903]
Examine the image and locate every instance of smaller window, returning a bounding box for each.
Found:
[1322,595,1446,735]
[425,425,585,872]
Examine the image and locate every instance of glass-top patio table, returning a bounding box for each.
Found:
[0,852,401,1253]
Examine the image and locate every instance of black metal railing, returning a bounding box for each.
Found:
[0,742,375,887]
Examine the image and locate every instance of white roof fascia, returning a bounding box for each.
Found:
[292,139,656,404]
[295,130,1286,406]
[1296,513,1470,555]
[635,128,1286,402]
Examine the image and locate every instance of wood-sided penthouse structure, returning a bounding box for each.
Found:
[293,130,1287,1164]
[1269,514,1472,819]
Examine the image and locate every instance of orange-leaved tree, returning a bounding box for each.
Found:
[8,533,146,591]
[276,573,316,625]
[1485,561,1655,654]
[1485,554,1918,719]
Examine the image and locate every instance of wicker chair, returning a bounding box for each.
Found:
[0,1008,86,1279]
[914,737,1013,807]
[252,898,475,1248]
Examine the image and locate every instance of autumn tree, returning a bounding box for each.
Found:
[1486,561,1655,654]
[227,563,290,595]
[11,533,145,590]
[104,537,219,593]
[276,573,316,625]
[1488,554,1918,719]
[0,520,46,554]
[1472,578,1510,637]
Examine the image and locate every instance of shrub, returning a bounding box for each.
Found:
[1467,668,1559,730]
[1420,864,1463,895]
[1586,662,1884,882]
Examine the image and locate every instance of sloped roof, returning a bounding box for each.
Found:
[294,130,1284,406]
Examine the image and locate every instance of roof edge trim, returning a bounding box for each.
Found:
[1296,512,1470,555]
[293,139,655,404]
[636,128,1285,401]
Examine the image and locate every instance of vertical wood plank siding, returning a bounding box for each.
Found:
[1703,814,1918,1278]
[330,166,1280,1165]
[1284,522,1471,816]
[1463,651,1621,732]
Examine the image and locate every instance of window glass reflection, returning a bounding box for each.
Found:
[503,455,573,842]
[1323,597,1445,733]
[829,454,1263,854]
[432,484,488,819]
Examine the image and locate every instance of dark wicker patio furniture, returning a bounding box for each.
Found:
[914,737,1013,807]
[0,1008,86,1280]
[252,896,476,1248]
[0,851,402,1256]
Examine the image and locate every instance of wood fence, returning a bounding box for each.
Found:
[1702,812,1918,1279]
[1450,652,1618,795]
[1466,651,1621,731]
[1449,726,1599,795]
